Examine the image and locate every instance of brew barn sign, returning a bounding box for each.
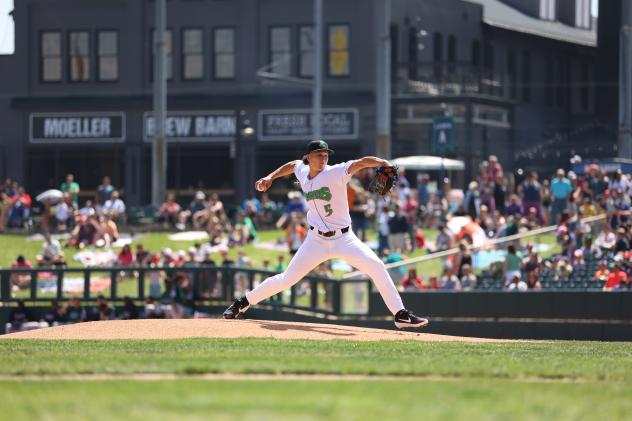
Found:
[30,113,125,143]
[143,111,236,142]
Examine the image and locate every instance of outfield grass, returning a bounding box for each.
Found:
[2,338,632,420]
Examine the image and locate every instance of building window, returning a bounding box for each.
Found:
[97,31,118,81]
[507,48,516,99]
[545,57,554,106]
[522,50,531,103]
[213,28,235,79]
[41,31,62,82]
[328,24,350,77]
[540,0,556,20]
[447,35,456,62]
[69,31,90,81]
[182,28,204,80]
[433,33,443,61]
[471,40,480,67]
[299,25,314,78]
[270,26,291,76]
[151,29,173,80]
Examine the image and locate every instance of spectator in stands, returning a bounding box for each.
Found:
[452,241,472,278]
[120,296,140,320]
[61,297,87,324]
[102,190,126,223]
[55,193,74,232]
[177,190,208,230]
[594,260,610,282]
[79,200,96,218]
[286,218,306,255]
[36,233,66,267]
[526,271,542,290]
[144,298,166,319]
[610,169,631,196]
[96,176,114,212]
[595,223,616,251]
[507,274,527,291]
[388,204,409,253]
[503,244,522,287]
[540,178,552,226]
[401,268,425,291]
[604,263,628,291]
[242,194,261,217]
[463,181,480,220]
[167,274,194,318]
[350,187,370,243]
[551,169,572,225]
[377,204,390,257]
[8,186,32,228]
[440,265,461,290]
[0,191,12,231]
[10,255,33,291]
[505,194,522,218]
[614,228,630,253]
[5,299,30,333]
[417,174,430,211]
[518,171,542,224]
[158,193,181,228]
[554,257,573,282]
[459,264,477,291]
[427,275,441,289]
[60,173,80,208]
[42,300,64,326]
[610,189,631,229]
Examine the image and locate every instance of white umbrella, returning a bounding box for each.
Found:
[391,155,465,171]
[36,189,64,204]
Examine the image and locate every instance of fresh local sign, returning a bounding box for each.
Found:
[144,111,236,142]
[258,108,359,140]
[30,113,125,143]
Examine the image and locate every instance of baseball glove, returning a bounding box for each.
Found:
[369,166,398,196]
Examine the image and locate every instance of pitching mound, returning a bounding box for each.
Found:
[2,319,504,342]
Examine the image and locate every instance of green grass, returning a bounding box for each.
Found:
[1,338,632,420]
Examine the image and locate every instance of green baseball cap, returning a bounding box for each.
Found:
[305,139,334,155]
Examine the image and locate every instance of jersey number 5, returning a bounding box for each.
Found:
[324,204,333,217]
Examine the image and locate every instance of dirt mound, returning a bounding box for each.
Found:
[1,319,504,342]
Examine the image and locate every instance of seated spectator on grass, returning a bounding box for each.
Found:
[70,215,100,249]
[97,215,119,248]
[10,255,33,291]
[401,268,425,291]
[274,254,285,272]
[459,264,477,291]
[61,297,87,324]
[158,193,181,228]
[594,260,610,281]
[0,191,13,231]
[135,244,150,266]
[37,233,66,267]
[144,298,166,319]
[117,244,135,267]
[507,274,527,291]
[5,299,30,333]
[79,200,96,219]
[120,296,139,320]
[526,271,542,290]
[42,300,64,326]
[102,191,126,223]
[286,218,306,255]
[604,263,628,291]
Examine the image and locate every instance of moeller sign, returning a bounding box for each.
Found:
[258,108,358,140]
[144,111,236,142]
[30,113,125,143]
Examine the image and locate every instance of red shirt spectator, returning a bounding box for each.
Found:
[604,267,628,290]
[12,188,32,209]
[402,269,425,290]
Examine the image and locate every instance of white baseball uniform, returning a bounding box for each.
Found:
[245,160,405,315]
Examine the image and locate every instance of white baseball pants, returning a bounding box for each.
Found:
[245,229,405,315]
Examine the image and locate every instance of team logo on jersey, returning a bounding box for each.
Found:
[305,186,332,202]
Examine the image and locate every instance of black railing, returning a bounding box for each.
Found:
[0,266,371,317]
[395,62,512,100]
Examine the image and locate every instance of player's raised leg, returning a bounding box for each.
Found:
[333,232,428,329]
[223,232,329,319]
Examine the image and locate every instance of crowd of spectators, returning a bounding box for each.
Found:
[0,178,33,231]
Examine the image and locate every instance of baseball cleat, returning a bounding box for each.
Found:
[394,309,429,329]
[223,296,250,319]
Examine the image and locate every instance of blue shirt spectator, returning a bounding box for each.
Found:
[551,176,572,199]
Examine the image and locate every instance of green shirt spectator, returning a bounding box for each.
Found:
[61,174,80,206]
